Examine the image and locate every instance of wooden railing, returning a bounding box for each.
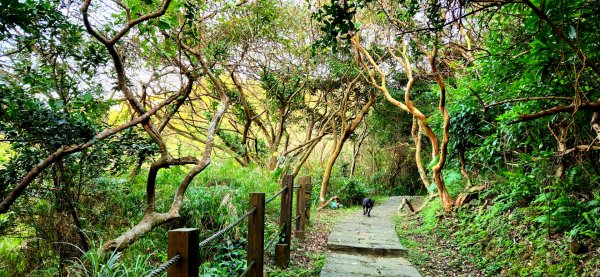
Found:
[146,175,312,277]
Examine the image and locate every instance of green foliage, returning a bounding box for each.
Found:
[67,243,155,277]
[0,0,63,41]
[312,0,370,51]
[569,192,600,239]
[200,239,247,275]
[442,170,464,197]
[335,178,368,206]
[2,0,600,275]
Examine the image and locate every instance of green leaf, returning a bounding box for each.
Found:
[157,20,170,30]
[427,184,437,193]
[568,25,576,39]
[427,155,440,170]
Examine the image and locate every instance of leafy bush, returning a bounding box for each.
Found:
[335,179,368,206]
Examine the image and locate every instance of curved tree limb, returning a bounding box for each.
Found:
[508,102,600,124]
[485,96,574,109]
[0,92,181,213]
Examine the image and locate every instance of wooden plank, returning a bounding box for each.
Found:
[274,243,290,268]
[247,192,265,277]
[296,176,310,240]
[167,228,199,277]
[276,174,294,268]
[303,180,312,226]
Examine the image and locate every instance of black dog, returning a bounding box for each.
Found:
[362,198,374,217]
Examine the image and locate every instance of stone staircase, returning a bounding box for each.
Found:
[320,196,422,277]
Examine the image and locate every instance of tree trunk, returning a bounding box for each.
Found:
[319,137,345,205]
[350,124,368,177]
[101,211,177,252]
[412,117,432,193]
[370,144,377,177]
[292,139,322,176]
[429,45,454,211]
[101,79,230,251]
[590,110,600,148]
[319,92,376,206]
[129,153,146,179]
[549,121,568,179]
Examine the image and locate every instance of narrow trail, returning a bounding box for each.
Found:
[320,196,422,277]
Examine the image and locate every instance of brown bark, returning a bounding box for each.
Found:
[225,66,260,165]
[558,145,600,156]
[0,93,180,213]
[83,0,169,155]
[509,102,600,124]
[428,44,455,211]
[319,140,328,167]
[291,139,321,176]
[102,212,178,251]
[319,137,345,204]
[319,91,376,206]
[289,102,338,176]
[397,197,415,213]
[548,122,568,179]
[350,123,369,177]
[592,112,600,143]
[103,89,230,252]
[129,153,146,179]
[316,196,341,211]
[412,117,432,193]
[85,0,234,251]
[485,96,574,109]
[459,145,472,189]
[352,34,454,210]
[353,37,439,158]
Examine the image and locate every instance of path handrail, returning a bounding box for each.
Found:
[152,175,313,276]
[264,223,286,251]
[265,187,286,205]
[145,254,182,277]
[199,207,256,248]
[240,260,256,277]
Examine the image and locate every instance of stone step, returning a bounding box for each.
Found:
[326,196,409,256]
[321,196,422,277]
[320,253,421,277]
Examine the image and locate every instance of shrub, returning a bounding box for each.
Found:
[335,179,368,206]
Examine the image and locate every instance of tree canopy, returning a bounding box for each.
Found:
[1,0,599,275]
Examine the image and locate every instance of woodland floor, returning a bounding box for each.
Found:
[267,198,487,276]
[395,211,487,276]
[266,207,355,276]
[265,200,492,276]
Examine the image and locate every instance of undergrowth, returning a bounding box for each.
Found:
[396,171,600,277]
[3,160,285,276]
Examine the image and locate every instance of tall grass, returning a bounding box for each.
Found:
[64,159,283,275]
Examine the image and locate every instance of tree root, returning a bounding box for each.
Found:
[317,196,341,211]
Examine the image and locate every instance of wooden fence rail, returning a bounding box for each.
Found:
[154,175,312,277]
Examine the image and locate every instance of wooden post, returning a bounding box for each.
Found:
[302,177,312,226]
[167,228,199,277]
[295,176,311,240]
[275,243,290,267]
[247,192,265,277]
[275,174,294,268]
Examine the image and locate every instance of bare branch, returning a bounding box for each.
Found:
[485,96,574,108]
[509,102,600,124]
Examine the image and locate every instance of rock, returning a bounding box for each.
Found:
[569,241,588,254]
